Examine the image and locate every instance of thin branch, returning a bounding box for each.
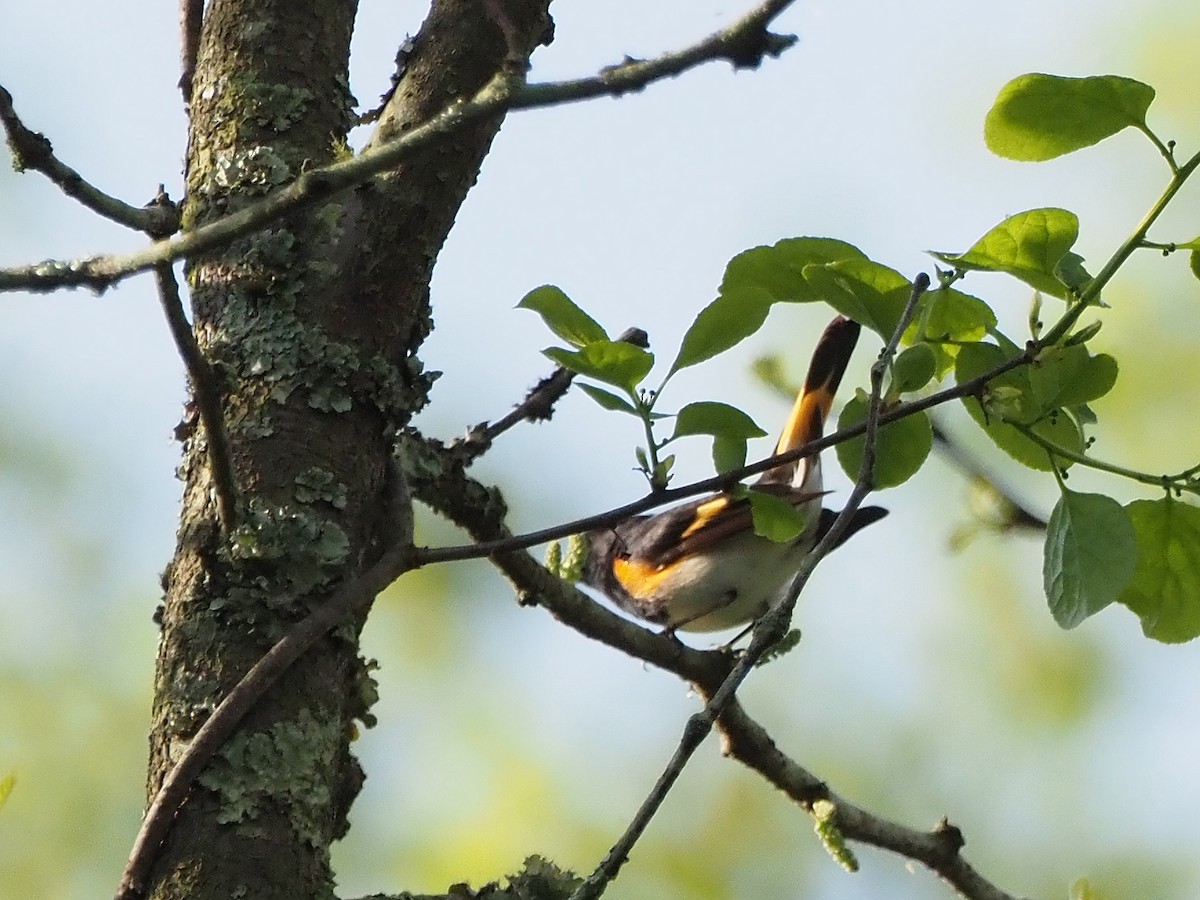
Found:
[930,418,1048,531]
[0,83,180,236]
[0,1,798,293]
[715,702,1028,900]
[1013,422,1198,496]
[1040,147,1200,346]
[452,327,649,463]
[568,276,932,900]
[178,0,204,104]
[153,264,239,532]
[115,470,415,900]
[413,341,1036,567]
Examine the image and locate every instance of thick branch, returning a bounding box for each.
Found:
[0,1,797,294]
[0,84,180,236]
[408,425,1019,900]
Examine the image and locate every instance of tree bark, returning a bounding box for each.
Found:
[146,1,551,896]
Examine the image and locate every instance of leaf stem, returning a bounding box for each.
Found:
[1013,423,1196,496]
[1043,147,1200,345]
[1139,123,1178,174]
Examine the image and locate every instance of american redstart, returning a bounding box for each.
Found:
[581,315,886,633]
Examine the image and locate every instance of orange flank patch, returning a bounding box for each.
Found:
[612,556,677,598]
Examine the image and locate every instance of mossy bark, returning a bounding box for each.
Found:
[145,2,551,897]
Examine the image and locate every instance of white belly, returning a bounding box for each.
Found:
[663,532,814,632]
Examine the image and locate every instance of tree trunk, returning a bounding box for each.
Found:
[146,2,551,896]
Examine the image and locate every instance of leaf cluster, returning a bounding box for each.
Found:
[522,74,1200,643]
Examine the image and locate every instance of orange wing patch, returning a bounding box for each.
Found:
[680,495,733,539]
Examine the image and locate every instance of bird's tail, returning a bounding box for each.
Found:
[757,315,861,490]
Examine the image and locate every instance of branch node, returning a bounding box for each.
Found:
[932,817,966,856]
[726,29,798,69]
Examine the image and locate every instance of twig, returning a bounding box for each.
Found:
[1013,421,1197,496]
[0,1,798,294]
[178,0,204,104]
[1039,146,1200,346]
[0,84,180,236]
[153,264,239,532]
[115,470,415,900]
[452,326,649,462]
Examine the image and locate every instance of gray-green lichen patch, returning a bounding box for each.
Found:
[241,81,315,132]
[225,501,350,598]
[197,708,338,848]
[207,146,295,198]
[295,467,348,510]
[211,287,421,430]
[351,657,380,730]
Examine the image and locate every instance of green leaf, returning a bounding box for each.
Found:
[518,285,608,347]
[671,286,772,373]
[1175,236,1200,283]
[1118,497,1200,643]
[721,237,867,303]
[800,259,911,338]
[835,393,933,489]
[916,288,997,343]
[712,434,748,474]
[931,208,1080,299]
[1043,489,1137,629]
[1064,320,1103,347]
[670,402,765,475]
[890,344,937,394]
[955,342,1084,471]
[544,341,654,393]
[577,383,637,415]
[671,401,767,441]
[673,237,872,374]
[985,73,1155,161]
[1054,251,1094,296]
[653,454,675,487]
[1029,345,1118,410]
[909,287,997,376]
[749,490,809,542]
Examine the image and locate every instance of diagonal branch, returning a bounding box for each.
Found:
[153,264,239,533]
[0,0,798,294]
[412,340,1036,568]
[404,407,1020,900]
[568,274,932,900]
[715,702,1028,900]
[0,84,180,236]
[115,470,416,900]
